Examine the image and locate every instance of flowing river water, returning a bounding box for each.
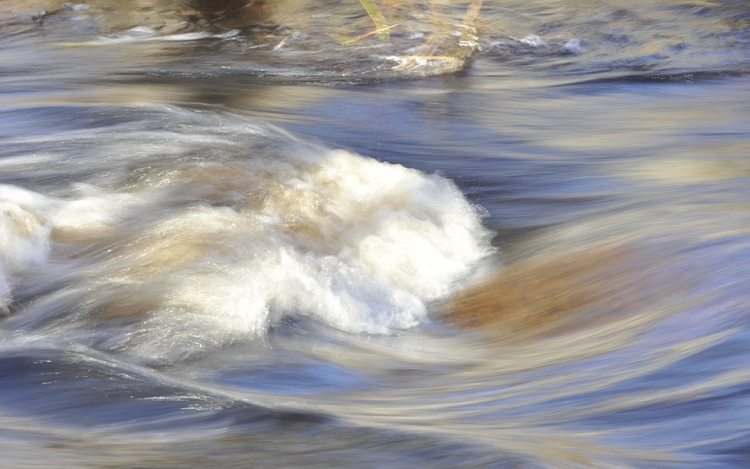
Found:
[1,1,750,467]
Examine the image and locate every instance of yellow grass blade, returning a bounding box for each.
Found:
[359,0,390,41]
[330,24,399,46]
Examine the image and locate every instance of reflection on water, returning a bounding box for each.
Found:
[1,0,750,468]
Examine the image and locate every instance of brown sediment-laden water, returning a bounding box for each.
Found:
[1,1,750,467]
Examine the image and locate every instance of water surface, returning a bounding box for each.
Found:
[1,1,750,467]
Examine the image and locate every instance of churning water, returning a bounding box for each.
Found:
[1,0,750,467]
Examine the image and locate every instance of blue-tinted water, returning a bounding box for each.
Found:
[1,1,750,467]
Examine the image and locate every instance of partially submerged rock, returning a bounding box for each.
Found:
[443,243,686,342]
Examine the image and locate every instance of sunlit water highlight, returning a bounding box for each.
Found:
[1,1,750,468]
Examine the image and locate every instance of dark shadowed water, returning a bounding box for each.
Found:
[1,1,750,467]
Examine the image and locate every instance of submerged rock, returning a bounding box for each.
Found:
[443,243,687,342]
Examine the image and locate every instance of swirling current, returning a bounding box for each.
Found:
[1,1,750,468]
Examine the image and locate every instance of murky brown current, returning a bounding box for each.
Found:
[1,1,750,467]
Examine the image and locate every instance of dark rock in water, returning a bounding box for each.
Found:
[187,0,267,20]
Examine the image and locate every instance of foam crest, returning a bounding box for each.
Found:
[0,186,56,312]
[117,151,487,335]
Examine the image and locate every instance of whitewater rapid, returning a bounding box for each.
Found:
[0,105,492,361]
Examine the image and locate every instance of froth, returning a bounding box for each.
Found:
[1,137,492,357]
[0,186,55,312]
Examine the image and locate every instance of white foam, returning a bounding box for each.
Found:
[0,185,56,311]
[564,39,582,55]
[132,151,486,334]
[2,142,492,356]
[98,29,215,45]
[518,35,547,48]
